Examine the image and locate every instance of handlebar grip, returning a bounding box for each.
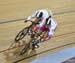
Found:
[24,20,27,22]
[24,20,34,23]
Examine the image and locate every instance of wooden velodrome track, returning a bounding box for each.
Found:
[0,0,75,63]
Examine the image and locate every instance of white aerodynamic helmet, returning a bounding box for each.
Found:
[36,11,43,18]
[45,16,51,28]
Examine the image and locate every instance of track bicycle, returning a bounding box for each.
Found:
[15,20,38,42]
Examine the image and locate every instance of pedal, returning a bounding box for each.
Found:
[35,45,39,48]
[32,44,39,50]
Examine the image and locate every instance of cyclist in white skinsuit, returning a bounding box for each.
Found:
[26,9,53,23]
[33,16,57,41]
[26,9,57,48]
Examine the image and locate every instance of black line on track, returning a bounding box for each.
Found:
[0,10,75,24]
[13,42,75,63]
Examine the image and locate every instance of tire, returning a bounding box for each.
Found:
[20,42,30,55]
[15,27,28,41]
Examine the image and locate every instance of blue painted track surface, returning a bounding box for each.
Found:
[31,48,75,63]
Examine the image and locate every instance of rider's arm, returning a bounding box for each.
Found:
[42,29,53,42]
[32,25,39,32]
[43,33,52,41]
[26,11,38,21]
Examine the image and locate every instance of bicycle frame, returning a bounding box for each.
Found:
[15,20,38,41]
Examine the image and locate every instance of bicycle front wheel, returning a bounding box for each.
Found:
[15,27,28,41]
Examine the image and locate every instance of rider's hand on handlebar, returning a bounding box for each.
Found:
[24,17,30,22]
[24,20,28,22]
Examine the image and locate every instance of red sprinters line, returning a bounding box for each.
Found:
[0,31,75,54]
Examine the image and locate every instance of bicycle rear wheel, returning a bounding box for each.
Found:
[15,27,28,41]
[20,42,31,55]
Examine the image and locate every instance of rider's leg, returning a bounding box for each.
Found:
[34,32,46,48]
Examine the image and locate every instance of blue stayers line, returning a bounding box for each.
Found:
[31,48,75,63]
[0,10,75,24]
